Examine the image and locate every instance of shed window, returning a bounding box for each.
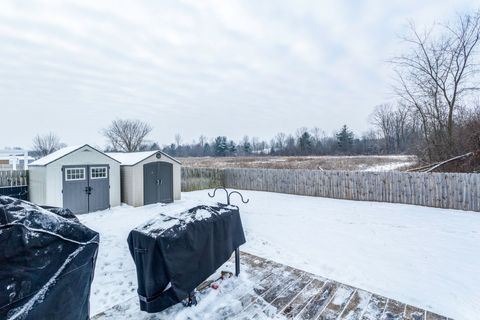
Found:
[91,167,108,179]
[65,168,85,181]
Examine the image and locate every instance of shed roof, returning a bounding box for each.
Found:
[106,151,181,166]
[30,144,120,166]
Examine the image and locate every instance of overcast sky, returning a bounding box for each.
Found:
[0,0,478,149]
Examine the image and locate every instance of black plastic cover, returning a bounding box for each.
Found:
[0,196,99,320]
[127,204,246,313]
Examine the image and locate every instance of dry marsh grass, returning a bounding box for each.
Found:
[178,155,417,171]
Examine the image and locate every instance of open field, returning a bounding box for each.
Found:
[178,155,417,171]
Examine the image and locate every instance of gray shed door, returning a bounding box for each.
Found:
[143,162,173,205]
[88,166,110,212]
[62,165,110,214]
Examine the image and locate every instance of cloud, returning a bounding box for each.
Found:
[0,0,477,148]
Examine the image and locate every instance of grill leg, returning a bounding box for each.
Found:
[235,248,240,276]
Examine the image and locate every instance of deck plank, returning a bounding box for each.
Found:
[318,285,356,319]
[262,269,302,303]
[297,281,338,320]
[361,294,388,320]
[270,274,311,312]
[381,299,405,320]
[426,311,447,320]
[338,290,372,320]
[282,278,325,318]
[404,305,425,320]
[245,267,301,318]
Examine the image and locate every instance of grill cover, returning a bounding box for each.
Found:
[0,196,99,320]
[127,204,246,313]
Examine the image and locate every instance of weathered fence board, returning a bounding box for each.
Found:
[182,167,480,212]
[0,170,29,200]
[0,170,28,187]
[181,167,225,192]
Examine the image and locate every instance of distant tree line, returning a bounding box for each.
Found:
[161,125,384,157]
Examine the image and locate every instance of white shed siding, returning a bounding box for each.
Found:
[173,163,181,200]
[28,166,46,205]
[30,145,121,209]
[119,166,135,205]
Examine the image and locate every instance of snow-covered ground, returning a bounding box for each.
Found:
[179,155,417,171]
[79,190,480,320]
[361,161,416,172]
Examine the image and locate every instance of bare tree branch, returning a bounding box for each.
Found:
[102,119,152,152]
[32,132,66,157]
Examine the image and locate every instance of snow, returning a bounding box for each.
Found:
[106,151,159,166]
[29,145,85,166]
[106,151,181,165]
[79,190,480,320]
[134,205,228,237]
[362,161,416,171]
[1,197,83,239]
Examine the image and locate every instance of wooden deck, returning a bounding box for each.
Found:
[93,252,452,319]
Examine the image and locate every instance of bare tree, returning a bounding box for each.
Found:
[274,132,286,151]
[102,119,152,152]
[198,135,206,147]
[174,133,182,147]
[370,104,396,152]
[32,132,65,157]
[392,11,480,160]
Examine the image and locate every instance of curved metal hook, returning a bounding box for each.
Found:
[208,187,249,205]
[228,191,249,204]
[208,187,229,204]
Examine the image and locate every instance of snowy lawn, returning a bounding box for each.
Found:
[79,190,480,320]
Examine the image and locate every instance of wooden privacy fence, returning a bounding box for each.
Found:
[0,170,28,187]
[182,167,480,212]
[181,167,225,192]
[0,170,29,200]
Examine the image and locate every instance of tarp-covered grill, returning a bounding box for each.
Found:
[127,203,246,313]
[0,196,99,320]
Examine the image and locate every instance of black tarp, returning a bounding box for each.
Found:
[127,203,246,313]
[0,196,99,320]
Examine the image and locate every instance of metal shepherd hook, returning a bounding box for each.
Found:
[208,187,249,205]
[207,187,249,276]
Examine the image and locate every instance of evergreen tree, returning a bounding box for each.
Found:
[228,140,237,155]
[149,142,160,150]
[203,142,211,156]
[298,131,313,154]
[336,125,354,153]
[243,141,252,154]
[214,136,228,156]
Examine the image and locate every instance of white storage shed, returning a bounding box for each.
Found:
[29,144,121,214]
[107,151,181,207]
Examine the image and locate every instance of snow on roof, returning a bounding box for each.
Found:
[106,151,180,166]
[30,145,85,166]
[30,144,120,166]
